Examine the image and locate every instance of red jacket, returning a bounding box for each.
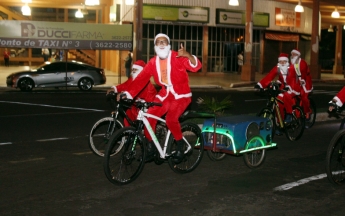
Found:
[292,58,312,93]
[125,50,202,101]
[114,78,156,102]
[256,64,300,95]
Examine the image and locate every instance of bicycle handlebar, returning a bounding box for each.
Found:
[106,91,118,110]
[118,98,162,110]
[106,91,117,101]
[256,81,285,97]
[328,101,343,116]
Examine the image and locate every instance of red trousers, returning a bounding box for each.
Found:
[124,106,138,127]
[277,92,296,120]
[144,94,191,141]
[300,90,311,114]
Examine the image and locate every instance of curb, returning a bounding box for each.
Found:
[228,79,345,89]
[315,112,338,122]
[229,81,257,88]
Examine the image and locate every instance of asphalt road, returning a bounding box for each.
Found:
[0,86,344,215]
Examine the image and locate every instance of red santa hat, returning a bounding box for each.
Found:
[154,33,170,45]
[291,48,301,56]
[278,53,289,62]
[132,60,146,72]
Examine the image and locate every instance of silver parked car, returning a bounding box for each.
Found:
[6,61,106,91]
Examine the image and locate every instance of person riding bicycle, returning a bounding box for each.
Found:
[254,53,301,134]
[121,33,202,163]
[106,60,157,126]
[291,48,313,120]
[328,86,345,112]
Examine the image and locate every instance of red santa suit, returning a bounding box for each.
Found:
[332,86,345,107]
[291,48,313,115]
[256,53,300,121]
[124,49,202,141]
[112,60,157,126]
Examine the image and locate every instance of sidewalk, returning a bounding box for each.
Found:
[1,66,345,89]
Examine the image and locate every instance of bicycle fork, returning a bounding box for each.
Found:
[274,100,284,128]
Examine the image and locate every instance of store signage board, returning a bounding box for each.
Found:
[143,4,209,23]
[275,7,301,27]
[216,9,269,27]
[0,20,133,50]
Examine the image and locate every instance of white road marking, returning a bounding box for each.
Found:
[37,138,69,142]
[1,110,101,118]
[9,157,45,164]
[273,173,327,191]
[73,152,93,155]
[0,101,104,112]
[0,135,89,146]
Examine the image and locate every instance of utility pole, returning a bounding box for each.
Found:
[133,0,143,61]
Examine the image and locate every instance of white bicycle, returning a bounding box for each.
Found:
[103,99,204,185]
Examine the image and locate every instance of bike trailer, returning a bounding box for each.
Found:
[201,115,276,155]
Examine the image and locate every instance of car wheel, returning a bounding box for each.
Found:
[78,77,93,91]
[18,78,34,92]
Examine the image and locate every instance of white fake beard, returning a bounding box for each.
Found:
[278,63,289,74]
[131,70,142,80]
[155,45,171,59]
[290,56,299,64]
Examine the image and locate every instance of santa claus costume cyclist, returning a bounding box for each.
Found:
[107,60,157,126]
[290,48,313,120]
[122,33,202,163]
[255,53,300,134]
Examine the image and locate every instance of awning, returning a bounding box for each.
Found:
[265,32,299,42]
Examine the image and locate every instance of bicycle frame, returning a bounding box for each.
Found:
[100,103,134,138]
[136,110,192,159]
[266,95,284,128]
[114,102,136,126]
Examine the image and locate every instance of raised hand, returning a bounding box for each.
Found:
[177,43,188,58]
[176,43,196,65]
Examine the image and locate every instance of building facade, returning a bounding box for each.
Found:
[0,0,314,78]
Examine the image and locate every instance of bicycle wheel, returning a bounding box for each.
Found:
[257,108,275,139]
[243,136,266,168]
[326,130,345,186]
[167,122,204,174]
[104,127,146,185]
[207,150,227,161]
[305,98,316,129]
[285,105,305,141]
[89,117,123,157]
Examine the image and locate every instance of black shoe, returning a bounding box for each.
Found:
[172,139,185,164]
[275,128,283,136]
[285,114,292,124]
